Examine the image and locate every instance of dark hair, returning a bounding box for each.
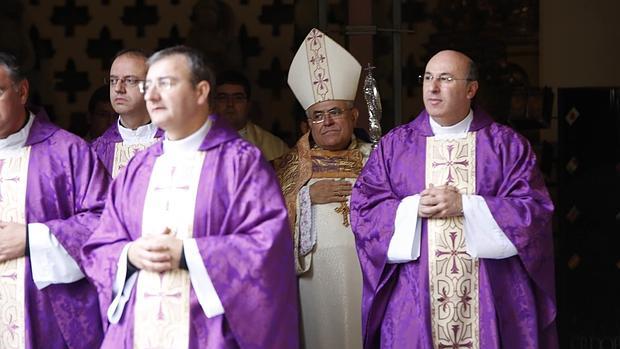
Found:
[88,85,111,114]
[216,70,251,99]
[147,45,216,88]
[113,48,150,61]
[0,51,26,83]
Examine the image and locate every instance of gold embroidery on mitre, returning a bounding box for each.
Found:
[304,28,334,103]
[426,133,479,349]
[0,148,31,349]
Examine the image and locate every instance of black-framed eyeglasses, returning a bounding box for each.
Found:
[214,93,248,104]
[105,76,144,88]
[307,107,353,124]
[418,73,473,85]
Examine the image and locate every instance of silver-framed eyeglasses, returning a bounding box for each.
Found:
[105,76,143,88]
[418,73,473,85]
[138,77,182,95]
[307,107,353,124]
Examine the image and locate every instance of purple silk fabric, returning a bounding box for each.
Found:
[350,109,558,349]
[23,110,110,349]
[90,121,163,175]
[82,115,299,349]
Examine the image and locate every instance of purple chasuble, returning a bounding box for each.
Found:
[350,109,558,349]
[22,109,109,348]
[83,115,299,349]
[91,122,163,175]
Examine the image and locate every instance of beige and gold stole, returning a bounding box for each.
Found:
[111,141,158,178]
[133,151,206,349]
[426,133,479,349]
[0,148,31,349]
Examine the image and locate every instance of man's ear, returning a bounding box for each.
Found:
[18,79,29,105]
[351,107,359,125]
[466,81,478,100]
[196,80,210,105]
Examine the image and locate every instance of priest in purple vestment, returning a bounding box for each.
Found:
[0,52,109,349]
[350,50,557,349]
[91,49,163,178]
[82,46,299,349]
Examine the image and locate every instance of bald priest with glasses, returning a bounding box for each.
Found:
[274,28,371,349]
[350,50,558,348]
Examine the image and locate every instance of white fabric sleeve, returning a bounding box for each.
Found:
[387,195,422,263]
[107,243,138,324]
[184,238,225,318]
[462,195,518,259]
[28,223,85,290]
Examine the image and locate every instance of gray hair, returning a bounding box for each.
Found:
[147,46,215,88]
[467,60,479,81]
[0,52,26,83]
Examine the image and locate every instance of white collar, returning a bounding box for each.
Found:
[162,118,212,156]
[429,109,473,139]
[0,111,35,152]
[117,116,158,144]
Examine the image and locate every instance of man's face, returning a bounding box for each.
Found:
[214,83,249,130]
[143,54,209,137]
[0,66,28,139]
[307,100,358,151]
[109,54,147,118]
[89,100,116,138]
[422,50,478,126]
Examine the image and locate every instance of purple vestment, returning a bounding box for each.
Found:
[350,109,557,349]
[82,115,299,349]
[90,122,163,175]
[22,110,109,348]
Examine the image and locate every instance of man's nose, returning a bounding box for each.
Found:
[113,80,125,93]
[322,114,336,125]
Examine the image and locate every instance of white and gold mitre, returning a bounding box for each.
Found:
[287,28,362,110]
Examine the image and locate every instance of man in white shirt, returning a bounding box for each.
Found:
[82,45,299,349]
[91,49,162,177]
[350,50,558,349]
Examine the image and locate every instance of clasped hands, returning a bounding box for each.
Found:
[127,227,183,273]
[418,184,463,219]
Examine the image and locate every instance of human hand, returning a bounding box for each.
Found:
[0,221,27,263]
[128,228,174,273]
[309,179,352,204]
[418,184,463,218]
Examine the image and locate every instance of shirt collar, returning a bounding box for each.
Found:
[117,117,158,144]
[0,111,35,152]
[429,109,473,139]
[162,118,212,156]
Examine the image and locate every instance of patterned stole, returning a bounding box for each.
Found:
[0,148,31,349]
[426,133,479,349]
[309,148,364,227]
[133,151,206,349]
[112,140,158,178]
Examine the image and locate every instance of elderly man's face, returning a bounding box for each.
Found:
[422,50,478,126]
[307,100,358,151]
[143,54,210,139]
[0,66,28,139]
[214,83,249,131]
[109,54,148,118]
